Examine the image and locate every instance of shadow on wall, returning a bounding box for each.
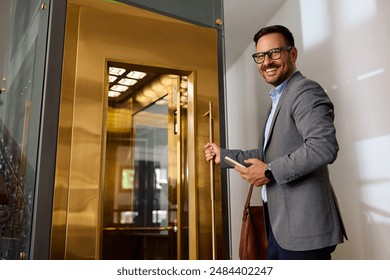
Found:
[361,202,390,259]
[354,135,390,259]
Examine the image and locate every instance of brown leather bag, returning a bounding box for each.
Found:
[239,184,267,260]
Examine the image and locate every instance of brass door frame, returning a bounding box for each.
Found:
[51,0,222,259]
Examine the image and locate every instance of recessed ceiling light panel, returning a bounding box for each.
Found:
[108,91,121,98]
[127,71,147,80]
[109,75,117,83]
[109,67,126,76]
[118,78,137,86]
[110,84,129,92]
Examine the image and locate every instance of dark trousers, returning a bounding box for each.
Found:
[263,202,336,260]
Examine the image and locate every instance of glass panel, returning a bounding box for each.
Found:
[132,101,169,228]
[103,96,173,260]
[0,0,50,259]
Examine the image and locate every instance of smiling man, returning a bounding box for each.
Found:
[254,32,296,87]
[204,25,347,259]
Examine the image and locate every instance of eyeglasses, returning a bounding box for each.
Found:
[251,46,293,64]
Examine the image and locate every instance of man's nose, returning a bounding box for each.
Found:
[263,54,272,65]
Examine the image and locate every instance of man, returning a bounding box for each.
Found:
[204,25,347,259]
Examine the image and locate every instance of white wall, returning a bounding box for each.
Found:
[224,0,390,259]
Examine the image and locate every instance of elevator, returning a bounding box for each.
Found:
[50,0,224,259]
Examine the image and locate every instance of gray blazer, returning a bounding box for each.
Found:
[221,71,347,251]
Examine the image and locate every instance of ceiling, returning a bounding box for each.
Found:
[223,0,286,69]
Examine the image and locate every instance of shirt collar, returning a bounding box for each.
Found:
[269,71,296,99]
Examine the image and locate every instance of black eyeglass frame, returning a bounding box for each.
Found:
[251,46,293,64]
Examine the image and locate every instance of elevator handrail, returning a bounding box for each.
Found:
[103,226,176,232]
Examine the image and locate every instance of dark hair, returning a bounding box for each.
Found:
[253,25,295,47]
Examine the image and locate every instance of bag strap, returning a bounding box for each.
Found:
[245,184,254,208]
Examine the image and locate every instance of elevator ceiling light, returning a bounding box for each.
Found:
[127,71,147,80]
[108,91,122,98]
[110,84,129,92]
[107,62,161,102]
[109,67,126,76]
[118,78,137,86]
[109,75,117,83]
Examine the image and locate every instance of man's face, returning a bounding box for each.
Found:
[255,33,297,87]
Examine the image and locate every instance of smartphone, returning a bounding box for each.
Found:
[224,156,245,168]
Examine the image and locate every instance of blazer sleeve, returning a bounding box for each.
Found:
[220,148,261,169]
[270,77,339,185]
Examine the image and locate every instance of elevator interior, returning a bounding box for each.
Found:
[102,63,189,259]
[50,0,224,259]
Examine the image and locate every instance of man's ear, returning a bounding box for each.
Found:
[291,47,298,63]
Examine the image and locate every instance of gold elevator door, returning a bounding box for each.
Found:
[51,0,222,259]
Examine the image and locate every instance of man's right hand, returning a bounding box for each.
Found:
[204,142,220,164]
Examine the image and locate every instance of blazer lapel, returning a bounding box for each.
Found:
[263,71,302,153]
[263,98,283,153]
